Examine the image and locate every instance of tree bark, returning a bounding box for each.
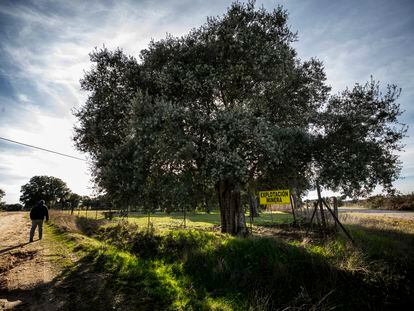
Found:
[216,178,247,236]
[248,191,260,218]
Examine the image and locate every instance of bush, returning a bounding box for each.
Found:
[97,222,219,262]
[2,203,24,211]
[366,193,414,211]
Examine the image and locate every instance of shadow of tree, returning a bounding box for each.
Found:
[346,223,414,306]
[0,247,180,310]
[0,242,31,256]
[10,215,410,310]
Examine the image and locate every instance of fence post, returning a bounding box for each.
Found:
[290,194,297,224]
[333,197,339,231]
[316,181,326,230]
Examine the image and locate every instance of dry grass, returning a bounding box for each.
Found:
[340,213,414,234]
[49,210,110,235]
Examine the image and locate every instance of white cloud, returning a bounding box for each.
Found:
[17,94,30,102]
[0,109,92,203]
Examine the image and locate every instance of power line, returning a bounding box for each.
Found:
[0,136,86,161]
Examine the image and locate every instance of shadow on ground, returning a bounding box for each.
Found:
[2,216,413,310]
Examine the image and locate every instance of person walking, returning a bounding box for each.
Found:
[29,200,49,242]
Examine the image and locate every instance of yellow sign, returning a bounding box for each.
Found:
[259,190,290,205]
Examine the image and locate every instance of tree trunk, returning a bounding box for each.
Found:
[248,191,260,217]
[204,193,211,214]
[216,178,247,236]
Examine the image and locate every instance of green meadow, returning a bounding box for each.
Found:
[41,210,414,310]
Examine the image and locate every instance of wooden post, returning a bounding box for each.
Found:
[316,181,326,229]
[250,206,253,234]
[290,194,297,224]
[333,197,339,231]
[314,202,321,227]
[306,202,319,235]
[183,206,186,228]
[306,202,310,218]
[322,199,354,243]
[85,206,88,219]
[270,207,273,224]
[95,208,98,220]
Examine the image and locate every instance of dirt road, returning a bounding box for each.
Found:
[0,212,60,310]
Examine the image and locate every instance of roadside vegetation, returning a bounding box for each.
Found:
[43,210,414,310]
[363,193,414,211]
[339,193,414,211]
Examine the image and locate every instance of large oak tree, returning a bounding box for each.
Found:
[74,1,406,235]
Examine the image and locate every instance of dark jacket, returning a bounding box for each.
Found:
[30,203,49,221]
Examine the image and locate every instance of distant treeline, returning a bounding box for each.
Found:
[346,193,414,211]
[0,203,24,211]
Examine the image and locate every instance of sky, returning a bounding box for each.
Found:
[0,0,413,204]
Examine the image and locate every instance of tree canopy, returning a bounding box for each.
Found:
[316,79,406,197]
[74,1,406,235]
[20,176,71,209]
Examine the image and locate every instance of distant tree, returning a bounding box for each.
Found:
[81,195,92,209]
[4,203,23,211]
[20,176,71,209]
[68,193,82,214]
[81,195,110,211]
[0,188,5,206]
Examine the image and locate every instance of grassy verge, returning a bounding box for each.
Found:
[58,210,293,230]
[45,211,414,310]
[45,219,241,310]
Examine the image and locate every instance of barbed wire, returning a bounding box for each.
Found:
[0,136,86,161]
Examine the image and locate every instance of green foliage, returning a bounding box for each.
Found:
[92,222,406,309]
[20,175,71,209]
[365,193,414,210]
[67,193,81,209]
[316,79,407,197]
[2,203,23,211]
[74,1,406,233]
[74,48,141,155]
[49,214,414,310]
[74,1,328,215]
[98,222,221,261]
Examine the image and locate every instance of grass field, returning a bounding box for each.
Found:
[65,209,293,230]
[44,210,414,310]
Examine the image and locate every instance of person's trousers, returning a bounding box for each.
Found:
[30,219,44,241]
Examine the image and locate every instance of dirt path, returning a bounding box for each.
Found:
[0,212,61,310]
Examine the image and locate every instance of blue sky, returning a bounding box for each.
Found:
[0,0,413,203]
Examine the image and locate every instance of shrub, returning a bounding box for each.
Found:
[3,203,24,211]
[365,193,414,211]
